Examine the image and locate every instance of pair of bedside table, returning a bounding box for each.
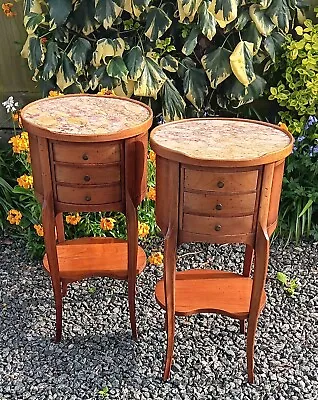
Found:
[21,95,293,383]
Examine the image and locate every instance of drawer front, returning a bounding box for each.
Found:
[182,214,254,236]
[56,184,121,205]
[55,164,121,185]
[184,168,258,193]
[52,142,121,164]
[183,192,256,216]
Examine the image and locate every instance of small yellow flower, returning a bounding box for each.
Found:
[48,90,63,97]
[147,187,156,201]
[97,88,113,96]
[7,209,22,225]
[278,122,289,133]
[148,150,156,163]
[100,217,116,231]
[34,224,44,237]
[12,112,19,122]
[8,131,29,154]
[138,222,150,238]
[65,213,81,225]
[148,251,163,265]
[17,174,33,189]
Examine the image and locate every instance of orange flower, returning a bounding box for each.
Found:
[65,213,81,225]
[17,174,33,189]
[147,187,156,201]
[12,112,19,122]
[7,209,22,225]
[48,90,63,97]
[8,131,29,154]
[100,217,115,231]
[278,122,289,133]
[2,3,16,17]
[148,150,156,163]
[148,251,163,265]
[34,224,44,237]
[97,88,113,95]
[138,222,150,238]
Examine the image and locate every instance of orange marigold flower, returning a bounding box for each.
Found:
[97,88,113,96]
[48,90,63,97]
[34,224,44,237]
[8,131,29,154]
[7,209,22,225]
[278,122,289,133]
[147,187,156,201]
[2,3,16,17]
[138,222,150,238]
[12,112,19,122]
[148,251,163,265]
[65,213,81,225]
[17,174,33,189]
[148,150,156,163]
[100,217,116,231]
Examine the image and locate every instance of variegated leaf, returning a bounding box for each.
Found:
[107,56,129,82]
[161,79,186,121]
[201,47,232,88]
[144,7,172,41]
[223,75,267,106]
[21,35,45,72]
[184,68,208,109]
[230,41,256,87]
[134,57,167,99]
[197,1,216,41]
[263,36,275,61]
[249,4,275,36]
[234,8,250,31]
[69,38,91,73]
[42,42,60,80]
[113,80,135,97]
[95,0,124,29]
[56,54,77,91]
[89,65,119,90]
[70,0,100,36]
[24,0,42,14]
[208,0,238,28]
[124,0,133,14]
[258,0,272,8]
[182,27,200,56]
[242,22,262,55]
[124,46,145,80]
[47,0,72,27]
[177,0,203,23]
[132,0,151,18]
[24,13,45,34]
[267,0,291,33]
[93,39,115,66]
[160,55,179,72]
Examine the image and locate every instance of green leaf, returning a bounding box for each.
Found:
[42,42,60,80]
[56,54,77,91]
[267,0,291,33]
[161,79,186,121]
[277,272,288,285]
[234,8,250,30]
[69,38,91,73]
[131,0,151,18]
[242,22,262,55]
[184,68,208,110]
[222,75,267,106]
[70,0,100,35]
[208,0,238,28]
[177,0,203,23]
[26,35,45,71]
[144,7,172,41]
[24,0,42,14]
[160,55,179,72]
[95,0,124,29]
[298,199,313,218]
[249,4,275,36]
[124,46,145,80]
[230,41,255,87]
[202,47,232,88]
[182,27,200,56]
[89,65,119,90]
[197,1,217,40]
[47,0,72,27]
[92,38,125,66]
[107,56,129,82]
[134,57,167,98]
[24,12,45,34]
[264,35,275,61]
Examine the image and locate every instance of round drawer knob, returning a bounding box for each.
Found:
[215,224,222,231]
[85,195,91,201]
[84,175,91,182]
[82,153,89,160]
[217,181,224,188]
[216,203,223,211]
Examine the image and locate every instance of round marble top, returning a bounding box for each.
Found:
[150,118,293,166]
[21,94,152,141]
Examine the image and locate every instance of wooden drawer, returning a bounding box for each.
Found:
[184,168,258,193]
[52,142,121,164]
[56,184,121,205]
[183,192,256,216]
[182,214,254,236]
[54,164,121,185]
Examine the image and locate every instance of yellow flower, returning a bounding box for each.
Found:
[65,213,81,225]
[8,131,29,154]
[148,150,156,163]
[17,174,33,189]
[147,187,156,201]
[148,251,163,266]
[97,88,113,95]
[12,112,19,122]
[7,209,22,225]
[100,217,116,231]
[34,224,44,237]
[278,122,289,133]
[138,222,150,238]
[48,90,63,97]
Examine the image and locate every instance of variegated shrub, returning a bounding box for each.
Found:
[21,0,304,121]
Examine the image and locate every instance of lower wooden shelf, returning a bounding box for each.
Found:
[43,237,146,281]
[155,269,266,319]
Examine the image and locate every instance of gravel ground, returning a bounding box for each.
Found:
[0,235,317,400]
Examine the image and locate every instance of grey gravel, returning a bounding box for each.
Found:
[0,235,317,400]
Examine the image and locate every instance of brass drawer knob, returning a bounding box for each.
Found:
[82,153,89,160]
[85,195,91,201]
[84,175,91,182]
[215,224,222,231]
[217,181,224,188]
[216,203,223,211]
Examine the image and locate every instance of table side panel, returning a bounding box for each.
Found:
[29,134,44,200]
[267,160,285,236]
